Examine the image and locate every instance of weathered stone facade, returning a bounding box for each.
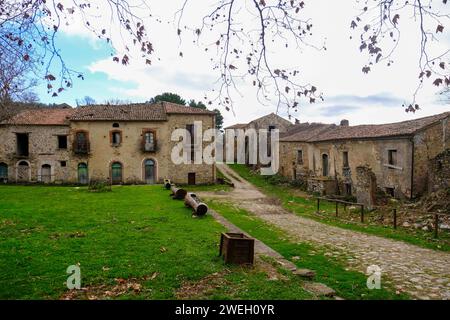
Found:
[0,124,71,183]
[428,149,450,193]
[274,112,450,200]
[0,103,216,185]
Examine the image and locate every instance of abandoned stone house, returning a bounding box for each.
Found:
[225,112,294,162]
[0,102,216,185]
[278,111,450,206]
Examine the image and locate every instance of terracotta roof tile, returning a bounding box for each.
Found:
[280,111,450,142]
[312,112,450,142]
[69,102,215,121]
[225,123,248,129]
[280,123,334,142]
[70,103,167,121]
[0,108,75,126]
[163,102,216,115]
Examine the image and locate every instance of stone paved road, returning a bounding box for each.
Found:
[200,164,450,300]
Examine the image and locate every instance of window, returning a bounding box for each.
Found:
[111,162,123,184]
[78,163,88,184]
[293,167,297,180]
[111,130,122,146]
[297,150,303,165]
[16,133,29,156]
[186,124,195,162]
[60,161,67,167]
[388,149,397,166]
[343,151,349,168]
[0,163,8,180]
[57,135,68,149]
[112,123,120,128]
[143,130,156,152]
[74,131,89,154]
[322,154,329,176]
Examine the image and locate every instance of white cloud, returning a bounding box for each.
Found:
[66,0,449,127]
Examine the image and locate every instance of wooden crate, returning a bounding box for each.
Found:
[219,232,255,265]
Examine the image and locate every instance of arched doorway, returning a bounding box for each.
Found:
[0,162,8,182]
[144,159,155,184]
[111,162,123,184]
[17,161,30,182]
[41,164,51,183]
[322,154,329,177]
[78,163,88,184]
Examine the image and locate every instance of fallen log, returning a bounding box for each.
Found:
[170,185,187,200]
[184,192,208,216]
[164,179,172,190]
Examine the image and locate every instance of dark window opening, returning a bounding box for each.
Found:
[60,161,67,167]
[343,151,349,168]
[345,183,352,195]
[388,149,397,166]
[293,167,297,180]
[111,131,122,146]
[386,187,395,197]
[297,150,303,165]
[188,172,196,185]
[322,154,329,177]
[57,135,68,149]
[16,133,29,156]
[112,123,120,128]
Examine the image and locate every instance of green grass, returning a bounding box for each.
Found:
[228,164,450,252]
[207,201,409,300]
[0,185,312,300]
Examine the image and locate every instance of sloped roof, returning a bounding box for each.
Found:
[280,123,334,142]
[312,111,450,142]
[225,123,248,129]
[70,102,215,121]
[164,102,216,115]
[0,108,75,126]
[280,111,450,143]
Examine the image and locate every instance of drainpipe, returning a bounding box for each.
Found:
[410,137,414,200]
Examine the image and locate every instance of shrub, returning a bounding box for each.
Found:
[88,180,112,192]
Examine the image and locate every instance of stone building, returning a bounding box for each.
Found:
[277,112,450,204]
[0,102,216,185]
[225,112,294,163]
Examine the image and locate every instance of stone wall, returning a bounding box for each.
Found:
[428,149,450,193]
[412,117,450,197]
[70,113,215,185]
[0,124,71,183]
[355,165,377,209]
[0,114,216,185]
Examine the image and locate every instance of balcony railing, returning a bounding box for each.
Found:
[73,141,90,155]
[142,141,156,152]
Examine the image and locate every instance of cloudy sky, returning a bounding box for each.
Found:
[37,0,449,127]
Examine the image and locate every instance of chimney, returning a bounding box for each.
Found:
[295,118,300,124]
[340,119,349,127]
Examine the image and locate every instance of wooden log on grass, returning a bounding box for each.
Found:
[184,192,208,216]
[164,179,172,190]
[170,185,187,200]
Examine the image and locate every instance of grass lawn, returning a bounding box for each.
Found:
[0,185,313,300]
[228,164,450,252]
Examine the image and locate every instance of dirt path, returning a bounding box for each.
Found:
[199,164,450,300]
